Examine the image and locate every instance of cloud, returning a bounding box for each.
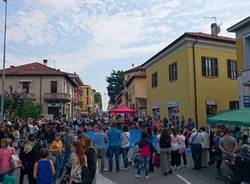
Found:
[7,10,55,46]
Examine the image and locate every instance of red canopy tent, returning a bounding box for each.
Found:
[111,104,136,114]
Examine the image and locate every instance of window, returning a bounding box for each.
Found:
[229,101,239,110]
[227,60,237,79]
[202,57,218,77]
[169,62,178,81]
[22,82,30,93]
[51,81,57,93]
[87,97,89,105]
[151,72,158,88]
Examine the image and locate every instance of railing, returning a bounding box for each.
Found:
[44,93,71,102]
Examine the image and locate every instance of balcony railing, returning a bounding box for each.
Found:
[23,93,36,101]
[44,93,71,102]
[72,97,82,106]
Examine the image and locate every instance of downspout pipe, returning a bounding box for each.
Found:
[192,36,198,129]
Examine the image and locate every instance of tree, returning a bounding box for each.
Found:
[106,70,124,103]
[16,99,42,119]
[94,92,102,110]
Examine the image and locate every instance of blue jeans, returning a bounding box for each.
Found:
[60,151,71,174]
[121,147,129,168]
[53,153,62,181]
[137,157,150,176]
[108,146,120,171]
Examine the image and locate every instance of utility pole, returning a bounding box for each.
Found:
[1,0,8,122]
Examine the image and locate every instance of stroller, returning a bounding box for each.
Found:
[130,144,141,168]
[225,155,250,184]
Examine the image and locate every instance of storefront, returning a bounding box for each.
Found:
[167,101,179,119]
[206,100,217,116]
[152,104,160,120]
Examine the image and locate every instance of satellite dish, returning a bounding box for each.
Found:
[216,26,221,35]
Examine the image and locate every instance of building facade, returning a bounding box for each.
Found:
[142,32,239,127]
[124,66,147,118]
[81,85,95,114]
[0,62,83,119]
[228,17,250,108]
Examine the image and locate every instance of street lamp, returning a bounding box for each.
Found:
[1,0,8,122]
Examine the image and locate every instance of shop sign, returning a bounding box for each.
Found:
[167,101,179,108]
[48,103,60,107]
[243,96,250,108]
[206,100,217,105]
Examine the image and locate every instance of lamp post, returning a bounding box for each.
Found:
[1,0,8,122]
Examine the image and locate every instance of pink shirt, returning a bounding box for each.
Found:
[0,147,15,174]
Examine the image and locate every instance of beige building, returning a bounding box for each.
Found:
[0,61,83,119]
[123,66,147,117]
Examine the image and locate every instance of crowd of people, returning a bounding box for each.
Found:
[0,116,249,184]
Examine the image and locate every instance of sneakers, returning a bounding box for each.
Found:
[135,174,140,178]
[177,165,182,170]
[145,175,149,179]
[121,167,129,171]
[172,165,176,170]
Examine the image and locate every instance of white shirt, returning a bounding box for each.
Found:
[171,135,180,151]
[200,131,210,149]
[178,134,186,149]
[121,132,130,148]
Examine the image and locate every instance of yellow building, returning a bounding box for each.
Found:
[142,32,240,127]
[124,66,147,117]
[81,85,95,113]
[228,17,250,108]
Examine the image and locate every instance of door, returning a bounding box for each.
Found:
[48,107,59,119]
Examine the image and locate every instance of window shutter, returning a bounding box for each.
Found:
[235,61,238,78]
[169,65,172,81]
[151,74,154,88]
[156,73,158,87]
[175,63,178,80]
[201,57,206,76]
[214,58,218,77]
[227,60,231,78]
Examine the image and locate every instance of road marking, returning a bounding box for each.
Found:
[176,174,192,184]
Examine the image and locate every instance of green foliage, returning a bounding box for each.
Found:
[94,92,102,110]
[106,70,124,103]
[16,99,42,119]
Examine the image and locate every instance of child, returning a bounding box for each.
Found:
[33,148,55,184]
[135,132,151,179]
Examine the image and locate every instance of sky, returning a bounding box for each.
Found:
[0,0,249,109]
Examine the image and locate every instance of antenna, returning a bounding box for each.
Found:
[132,63,134,67]
[53,59,56,69]
[204,16,217,24]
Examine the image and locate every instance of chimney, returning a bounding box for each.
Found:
[10,65,15,68]
[43,59,48,65]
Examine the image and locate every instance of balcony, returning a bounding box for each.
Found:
[44,93,71,103]
[72,97,82,106]
[23,93,36,101]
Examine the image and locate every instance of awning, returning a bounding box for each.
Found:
[207,109,250,127]
[111,104,136,114]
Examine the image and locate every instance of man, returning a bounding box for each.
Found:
[187,118,195,131]
[61,127,75,175]
[108,122,121,172]
[94,127,108,172]
[200,127,210,168]
[219,128,237,161]
[189,128,204,170]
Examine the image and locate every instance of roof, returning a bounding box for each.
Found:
[124,65,144,74]
[228,16,250,32]
[0,62,66,76]
[207,109,250,127]
[126,73,146,87]
[142,32,235,68]
[68,74,84,87]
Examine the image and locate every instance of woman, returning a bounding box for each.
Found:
[33,148,55,184]
[49,132,63,181]
[85,138,97,183]
[70,141,85,184]
[213,128,223,179]
[171,128,181,170]
[11,126,20,150]
[135,132,151,179]
[178,130,187,167]
[19,134,40,184]
[0,138,16,182]
[120,125,130,170]
[159,128,172,176]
